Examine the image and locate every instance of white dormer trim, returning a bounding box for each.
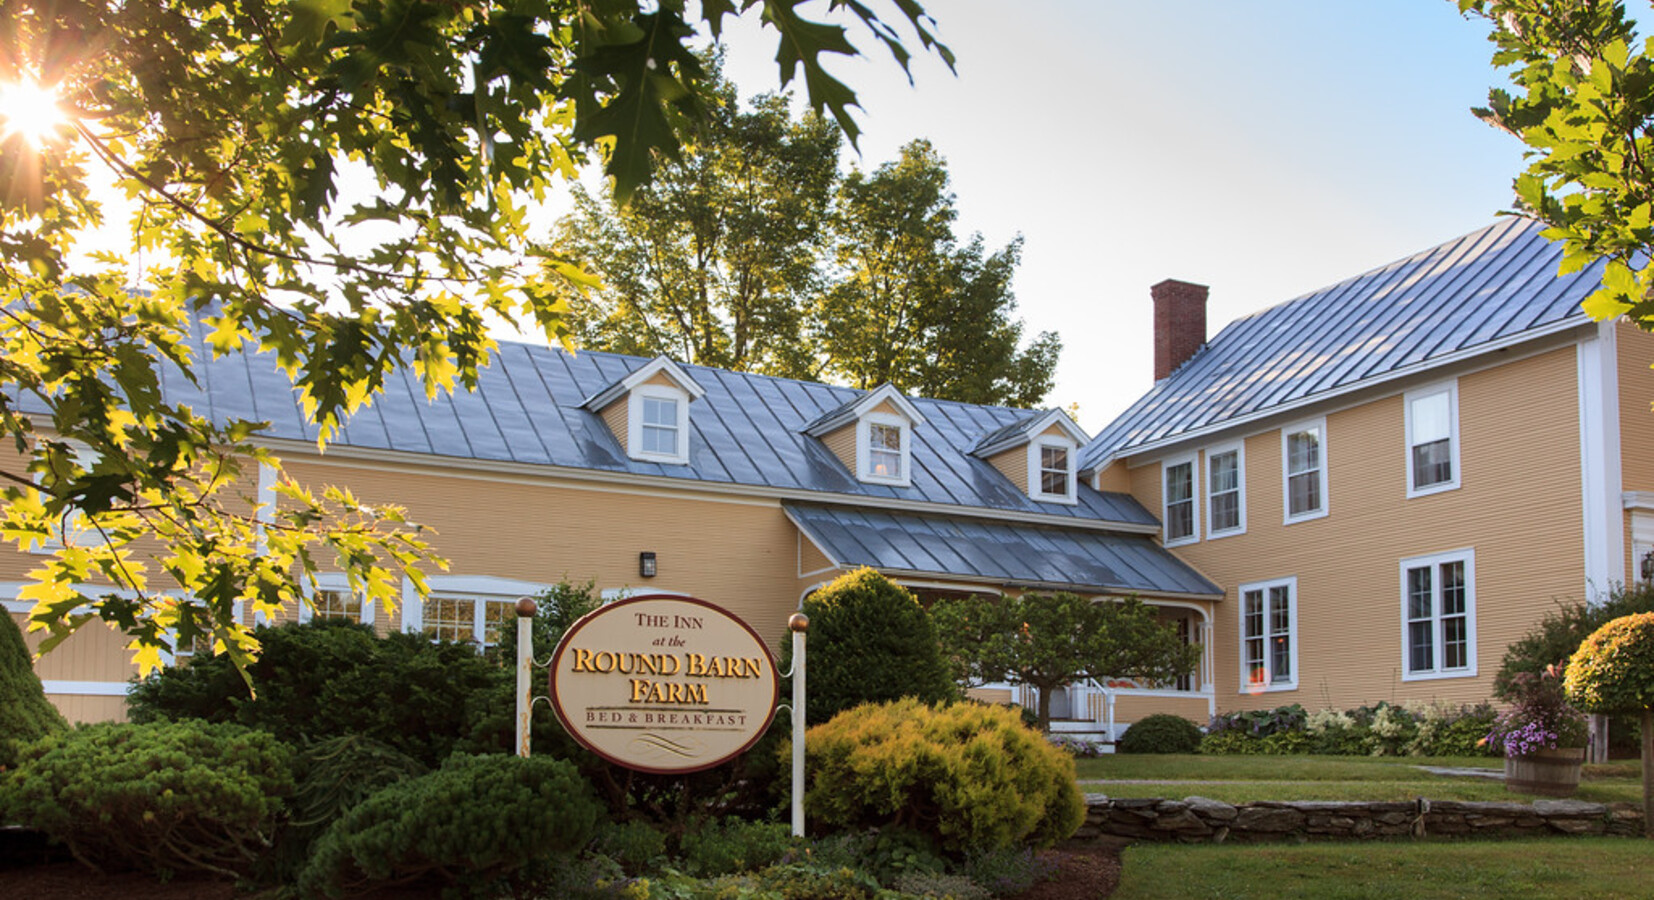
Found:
[972,408,1087,459]
[579,356,706,412]
[629,383,692,465]
[802,383,928,437]
[857,412,912,486]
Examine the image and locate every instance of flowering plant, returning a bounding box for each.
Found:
[1483,665,1587,757]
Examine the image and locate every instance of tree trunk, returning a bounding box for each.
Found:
[1643,708,1653,839]
[1036,685,1053,733]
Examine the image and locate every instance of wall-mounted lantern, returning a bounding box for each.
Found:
[639,551,657,578]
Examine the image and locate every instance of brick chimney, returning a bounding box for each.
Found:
[1152,279,1209,381]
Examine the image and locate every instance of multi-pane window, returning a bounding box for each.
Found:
[1402,551,1474,678]
[1407,385,1457,494]
[1241,578,1294,689]
[312,589,363,623]
[868,423,902,478]
[1039,444,1070,497]
[1164,460,1195,543]
[1284,423,1325,520]
[1207,447,1242,535]
[641,395,679,456]
[424,595,513,648]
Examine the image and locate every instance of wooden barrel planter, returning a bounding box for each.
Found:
[1504,747,1586,797]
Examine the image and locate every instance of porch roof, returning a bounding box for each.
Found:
[783,502,1223,599]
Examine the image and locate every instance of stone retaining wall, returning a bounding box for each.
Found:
[1077,795,1644,843]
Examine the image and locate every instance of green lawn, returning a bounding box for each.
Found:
[1111,839,1654,900]
[1074,754,1643,804]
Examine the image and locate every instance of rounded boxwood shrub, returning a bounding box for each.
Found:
[298,753,604,898]
[783,568,958,725]
[0,720,292,877]
[803,698,1084,855]
[0,610,66,770]
[1117,714,1202,754]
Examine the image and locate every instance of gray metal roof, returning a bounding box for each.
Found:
[1082,218,1605,468]
[149,319,1160,528]
[783,502,1222,597]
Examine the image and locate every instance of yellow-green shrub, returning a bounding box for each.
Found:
[801,699,1083,855]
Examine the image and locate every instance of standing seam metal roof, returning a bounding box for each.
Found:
[1081,218,1605,468]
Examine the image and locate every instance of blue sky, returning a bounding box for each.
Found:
[716,1,1536,432]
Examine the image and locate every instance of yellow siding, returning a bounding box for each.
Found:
[1094,460,1130,494]
[1039,424,1067,440]
[1617,323,1654,578]
[643,372,677,389]
[600,398,628,453]
[988,447,1027,493]
[869,400,900,418]
[52,695,129,724]
[799,535,835,576]
[821,422,857,475]
[968,687,1014,704]
[281,458,808,650]
[1130,348,1585,715]
[15,612,139,684]
[1111,694,1210,726]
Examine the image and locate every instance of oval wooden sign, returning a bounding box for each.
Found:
[548,594,779,774]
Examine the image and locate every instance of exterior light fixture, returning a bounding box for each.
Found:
[639,552,657,578]
[1641,550,1654,583]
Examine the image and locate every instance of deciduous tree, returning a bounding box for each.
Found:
[930,592,1198,732]
[0,0,949,676]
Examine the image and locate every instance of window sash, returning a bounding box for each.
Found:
[641,396,679,455]
[313,589,363,623]
[1405,560,1470,675]
[422,596,513,648]
[1286,428,1322,516]
[1209,450,1240,532]
[1165,462,1194,541]
[868,423,902,478]
[1243,582,1292,686]
[1040,445,1070,496]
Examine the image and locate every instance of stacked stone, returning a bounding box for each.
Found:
[1075,794,1643,843]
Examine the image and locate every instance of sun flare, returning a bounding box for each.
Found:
[0,78,68,147]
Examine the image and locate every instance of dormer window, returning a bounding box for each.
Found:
[636,387,685,460]
[1031,438,1076,503]
[973,409,1087,506]
[580,356,705,467]
[802,383,926,488]
[861,415,909,484]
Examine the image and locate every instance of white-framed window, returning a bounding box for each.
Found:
[1163,456,1197,545]
[1282,419,1327,523]
[1239,576,1296,691]
[31,438,107,552]
[1205,443,1245,537]
[1029,437,1078,504]
[298,573,375,626]
[1400,549,1476,680]
[401,575,550,650]
[628,384,691,465]
[1405,382,1459,496]
[857,412,911,486]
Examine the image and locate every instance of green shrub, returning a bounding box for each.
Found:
[891,871,994,900]
[750,863,883,900]
[127,619,508,767]
[1497,583,1654,700]
[807,827,948,882]
[803,699,1084,855]
[264,734,428,883]
[0,611,66,770]
[962,846,1059,896]
[0,721,292,877]
[1407,703,1500,757]
[1198,730,1263,755]
[679,818,799,877]
[593,820,668,876]
[299,754,604,898]
[1260,730,1315,755]
[1118,714,1202,754]
[1208,704,1306,737]
[783,569,958,725]
[1356,702,1420,756]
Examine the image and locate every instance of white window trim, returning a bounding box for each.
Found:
[31,438,106,554]
[1404,381,1460,498]
[402,574,552,647]
[1162,454,1198,547]
[1028,437,1079,505]
[1238,576,1297,693]
[1204,441,1246,538]
[628,383,692,465]
[297,572,375,626]
[856,412,912,486]
[1281,418,1329,524]
[1399,548,1477,682]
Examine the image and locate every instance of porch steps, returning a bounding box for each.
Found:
[1048,718,1117,752]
